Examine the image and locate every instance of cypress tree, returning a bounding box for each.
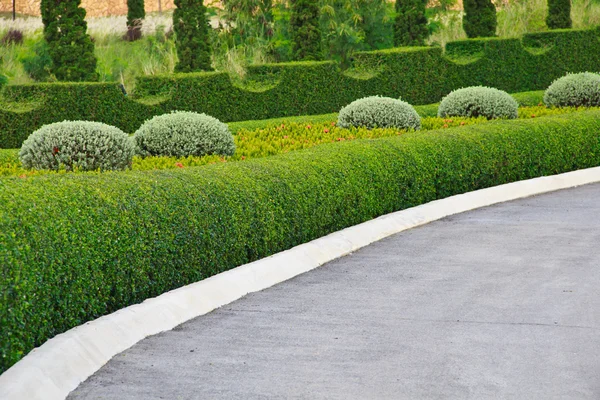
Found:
[173,0,213,72]
[126,0,146,41]
[463,0,497,38]
[290,0,322,61]
[394,0,429,47]
[40,0,98,81]
[546,0,572,29]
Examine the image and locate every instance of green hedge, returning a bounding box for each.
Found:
[1,28,599,148]
[2,110,600,374]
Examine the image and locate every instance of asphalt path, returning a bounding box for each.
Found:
[69,184,600,399]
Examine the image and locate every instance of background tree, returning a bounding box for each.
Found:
[394,0,429,46]
[463,0,497,38]
[173,0,213,72]
[40,0,98,81]
[222,0,274,41]
[290,0,322,60]
[546,0,572,29]
[126,0,146,41]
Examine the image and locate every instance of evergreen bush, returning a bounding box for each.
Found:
[134,111,235,157]
[394,0,429,46]
[126,0,146,41]
[337,96,421,130]
[173,0,213,72]
[290,0,322,60]
[544,72,600,107]
[546,0,572,29]
[438,86,518,119]
[19,121,134,171]
[40,0,98,81]
[463,0,497,38]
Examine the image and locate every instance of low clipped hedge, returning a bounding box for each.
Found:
[2,111,600,373]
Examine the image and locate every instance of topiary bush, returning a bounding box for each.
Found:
[438,86,518,119]
[463,0,497,38]
[337,96,421,130]
[40,0,98,81]
[173,0,213,72]
[19,121,134,171]
[546,0,572,29]
[290,0,322,61]
[394,0,429,46]
[134,111,235,157]
[544,72,600,108]
[126,0,145,41]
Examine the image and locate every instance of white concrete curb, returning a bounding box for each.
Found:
[3,167,600,399]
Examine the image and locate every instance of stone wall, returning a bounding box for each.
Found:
[0,0,176,17]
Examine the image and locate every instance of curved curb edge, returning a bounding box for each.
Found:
[3,167,600,399]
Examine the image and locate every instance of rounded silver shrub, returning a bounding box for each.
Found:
[134,111,235,157]
[19,121,135,171]
[438,86,518,120]
[544,72,600,108]
[337,96,421,130]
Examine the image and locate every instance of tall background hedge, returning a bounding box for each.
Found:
[1,29,600,148]
[2,111,600,374]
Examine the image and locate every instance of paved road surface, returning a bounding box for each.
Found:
[69,184,600,399]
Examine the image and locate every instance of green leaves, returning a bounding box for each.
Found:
[394,0,429,46]
[290,0,323,61]
[463,0,497,38]
[40,0,98,81]
[2,111,600,374]
[173,0,213,72]
[546,0,572,29]
[126,0,146,41]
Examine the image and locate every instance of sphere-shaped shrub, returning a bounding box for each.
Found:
[544,72,600,107]
[337,96,421,130]
[19,121,135,171]
[134,111,235,157]
[438,86,518,119]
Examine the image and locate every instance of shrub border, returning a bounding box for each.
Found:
[0,26,599,148]
[2,167,600,399]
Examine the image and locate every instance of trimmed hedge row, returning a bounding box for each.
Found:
[2,111,600,373]
[1,28,599,148]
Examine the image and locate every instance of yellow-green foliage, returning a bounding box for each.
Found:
[1,106,596,177]
[0,115,483,177]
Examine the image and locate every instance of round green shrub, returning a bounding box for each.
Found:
[438,86,518,119]
[337,96,421,130]
[134,111,235,157]
[544,72,600,108]
[19,121,135,171]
